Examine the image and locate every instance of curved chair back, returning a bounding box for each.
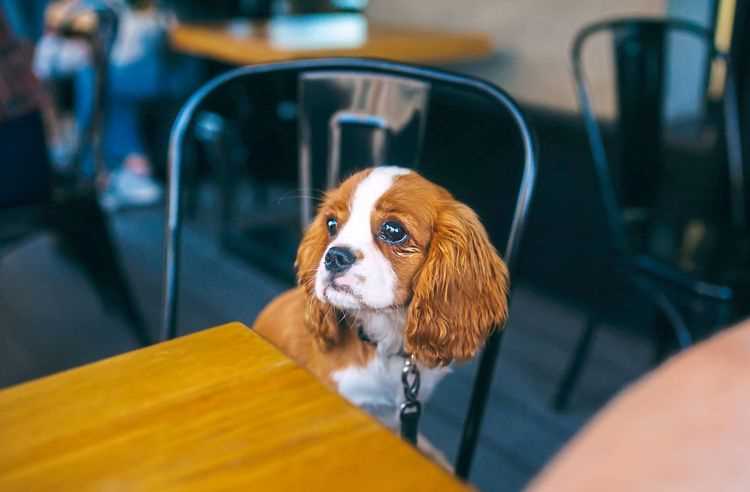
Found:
[299,72,429,226]
[55,0,119,181]
[161,58,537,478]
[573,18,745,250]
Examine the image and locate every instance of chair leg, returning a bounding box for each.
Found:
[553,315,598,412]
[455,330,505,479]
[651,295,692,365]
[49,192,151,346]
[652,309,674,364]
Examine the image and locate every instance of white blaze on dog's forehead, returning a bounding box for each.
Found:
[349,166,411,214]
[337,166,411,243]
[318,166,411,309]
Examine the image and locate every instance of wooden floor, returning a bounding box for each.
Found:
[0,202,656,491]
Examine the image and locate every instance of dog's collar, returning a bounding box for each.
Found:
[356,324,410,359]
[357,325,376,345]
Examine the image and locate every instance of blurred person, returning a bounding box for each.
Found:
[528,317,750,492]
[34,0,201,210]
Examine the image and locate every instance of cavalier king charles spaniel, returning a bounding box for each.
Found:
[254,166,509,435]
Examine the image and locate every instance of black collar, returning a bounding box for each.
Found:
[357,325,376,345]
[356,324,410,359]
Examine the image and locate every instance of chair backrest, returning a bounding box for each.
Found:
[572,17,746,257]
[298,72,429,226]
[161,58,537,479]
[55,1,119,180]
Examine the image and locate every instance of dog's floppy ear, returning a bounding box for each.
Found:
[405,201,509,367]
[296,213,341,348]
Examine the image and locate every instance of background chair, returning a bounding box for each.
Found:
[0,109,150,346]
[160,58,537,479]
[43,0,119,181]
[553,17,750,411]
[1,5,149,346]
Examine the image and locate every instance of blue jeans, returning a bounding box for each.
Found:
[74,49,201,171]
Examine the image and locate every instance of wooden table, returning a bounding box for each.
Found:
[170,22,493,66]
[0,323,468,491]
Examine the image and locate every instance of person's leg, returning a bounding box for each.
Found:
[72,64,97,175]
[103,50,164,170]
[98,60,163,210]
[108,49,163,102]
[102,98,144,167]
[97,31,202,207]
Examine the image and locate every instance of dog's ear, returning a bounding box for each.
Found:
[405,202,509,367]
[296,213,341,348]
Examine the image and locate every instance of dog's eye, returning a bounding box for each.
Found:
[326,217,338,237]
[378,221,408,244]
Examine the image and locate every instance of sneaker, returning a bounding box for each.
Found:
[100,169,163,211]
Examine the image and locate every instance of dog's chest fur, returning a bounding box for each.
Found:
[330,310,449,428]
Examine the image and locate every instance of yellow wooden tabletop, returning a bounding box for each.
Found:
[0,323,468,491]
[169,22,493,66]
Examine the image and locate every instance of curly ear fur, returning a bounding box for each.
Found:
[405,202,509,367]
[295,213,341,349]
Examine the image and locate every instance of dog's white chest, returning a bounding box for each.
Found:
[331,355,448,429]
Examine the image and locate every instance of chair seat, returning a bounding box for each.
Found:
[628,219,749,302]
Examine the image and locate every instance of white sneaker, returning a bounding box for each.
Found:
[100,169,163,211]
[115,169,163,206]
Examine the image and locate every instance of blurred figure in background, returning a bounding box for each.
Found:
[33,0,202,210]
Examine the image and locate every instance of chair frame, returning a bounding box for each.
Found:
[54,2,119,183]
[553,17,745,411]
[1,7,149,346]
[573,17,746,261]
[160,58,537,479]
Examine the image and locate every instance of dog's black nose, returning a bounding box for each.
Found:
[324,246,356,274]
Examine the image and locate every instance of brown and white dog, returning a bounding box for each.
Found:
[254,166,509,430]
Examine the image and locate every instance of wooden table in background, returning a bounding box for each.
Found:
[0,323,468,491]
[170,22,493,66]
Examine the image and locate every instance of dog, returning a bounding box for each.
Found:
[254,166,509,441]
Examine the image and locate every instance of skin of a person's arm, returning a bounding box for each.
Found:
[527,318,750,492]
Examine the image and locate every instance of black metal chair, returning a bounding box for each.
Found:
[160,58,537,479]
[0,110,150,345]
[1,4,149,346]
[51,0,118,181]
[553,17,750,411]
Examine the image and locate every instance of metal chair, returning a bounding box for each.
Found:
[51,0,119,182]
[194,72,430,282]
[0,110,150,346]
[553,18,749,410]
[160,58,536,479]
[1,4,149,345]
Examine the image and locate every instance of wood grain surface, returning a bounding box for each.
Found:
[169,22,493,65]
[0,323,469,491]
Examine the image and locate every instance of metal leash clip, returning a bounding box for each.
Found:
[400,354,421,444]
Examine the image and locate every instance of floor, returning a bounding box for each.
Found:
[0,201,657,491]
